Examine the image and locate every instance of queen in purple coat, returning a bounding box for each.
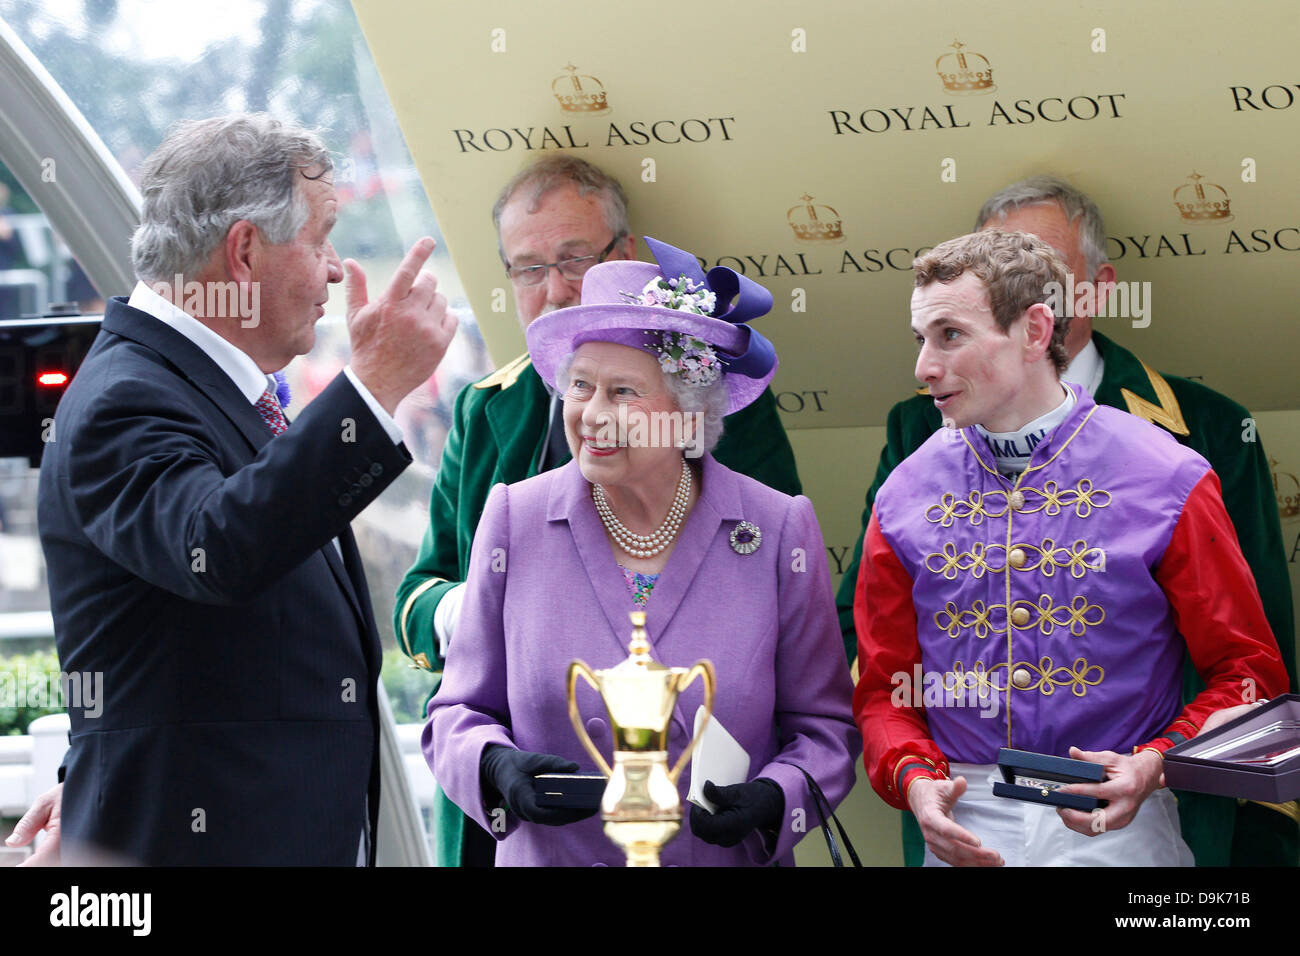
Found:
[422,238,859,866]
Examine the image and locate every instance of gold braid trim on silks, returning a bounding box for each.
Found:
[944,660,1005,697]
[937,657,1105,698]
[998,656,1105,697]
[925,538,1106,580]
[924,479,1112,528]
[890,754,947,798]
[934,593,1106,639]
[1120,359,1190,437]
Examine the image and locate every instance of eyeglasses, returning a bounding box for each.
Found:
[505,236,622,287]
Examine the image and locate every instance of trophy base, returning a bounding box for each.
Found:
[603,819,681,867]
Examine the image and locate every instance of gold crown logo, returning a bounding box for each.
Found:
[552,64,610,114]
[1173,172,1233,224]
[936,40,996,95]
[787,194,845,242]
[1272,457,1300,521]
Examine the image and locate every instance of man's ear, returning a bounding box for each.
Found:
[1085,262,1117,317]
[615,234,638,262]
[1022,303,1056,362]
[223,220,259,283]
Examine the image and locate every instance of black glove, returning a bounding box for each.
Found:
[480,745,600,826]
[689,779,784,848]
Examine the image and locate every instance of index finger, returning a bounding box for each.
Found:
[1056,780,1106,799]
[925,812,986,849]
[386,237,437,300]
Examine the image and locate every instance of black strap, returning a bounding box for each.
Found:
[796,766,861,868]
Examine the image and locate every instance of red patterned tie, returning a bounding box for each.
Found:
[255,387,288,436]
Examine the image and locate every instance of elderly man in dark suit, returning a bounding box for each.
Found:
[5,113,456,865]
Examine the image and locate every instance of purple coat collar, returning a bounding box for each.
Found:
[544,454,745,653]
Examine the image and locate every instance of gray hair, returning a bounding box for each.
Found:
[131,114,333,282]
[554,351,728,455]
[974,175,1108,280]
[661,370,728,455]
[492,155,630,265]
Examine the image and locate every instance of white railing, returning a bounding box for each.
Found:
[0,707,439,865]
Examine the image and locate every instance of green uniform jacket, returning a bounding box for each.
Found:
[395,354,803,866]
[835,331,1298,867]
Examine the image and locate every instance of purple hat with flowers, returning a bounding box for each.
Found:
[525,236,779,414]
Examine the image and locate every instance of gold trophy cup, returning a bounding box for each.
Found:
[567,611,716,866]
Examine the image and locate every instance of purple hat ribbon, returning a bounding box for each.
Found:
[643,236,777,381]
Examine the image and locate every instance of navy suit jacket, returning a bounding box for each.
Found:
[38,297,410,865]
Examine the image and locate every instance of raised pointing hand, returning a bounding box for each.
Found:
[347,237,458,415]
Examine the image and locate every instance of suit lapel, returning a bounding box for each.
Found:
[547,456,745,655]
[102,299,274,453]
[102,298,371,630]
[485,360,567,481]
[1092,332,1190,437]
[636,457,743,646]
[549,462,639,658]
[1093,330,1154,409]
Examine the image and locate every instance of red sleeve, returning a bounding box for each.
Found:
[852,510,950,809]
[1144,470,1289,753]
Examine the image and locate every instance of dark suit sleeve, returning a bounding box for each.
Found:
[714,387,802,496]
[65,371,409,605]
[393,379,475,671]
[835,397,940,663]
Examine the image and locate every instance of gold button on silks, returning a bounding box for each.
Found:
[1008,548,1027,569]
[1009,490,1025,510]
[412,653,433,671]
[1012,667,1032,688]
[1010,606,1031,627]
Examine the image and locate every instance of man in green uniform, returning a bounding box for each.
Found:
[395,155,802,865]
[838,175,1297,866]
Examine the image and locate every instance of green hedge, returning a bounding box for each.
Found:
[0,650,65,736]
[381,648,439,725]
[0,648,437,734]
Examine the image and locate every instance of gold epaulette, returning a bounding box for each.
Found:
[1250,799,1300,826]
[1120,359,1190,436]
[473,353,532,391]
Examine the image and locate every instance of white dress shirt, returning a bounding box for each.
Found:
[126,281,403,443]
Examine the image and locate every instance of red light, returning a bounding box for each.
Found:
[37,371,69,387]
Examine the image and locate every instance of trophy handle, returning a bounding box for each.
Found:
[567,660,613,778]
[668,660,716,786]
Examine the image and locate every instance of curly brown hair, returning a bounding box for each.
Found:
[913,230,1070,372]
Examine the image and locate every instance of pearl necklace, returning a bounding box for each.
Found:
[592,461,692,558]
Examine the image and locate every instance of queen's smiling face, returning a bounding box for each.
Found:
[562,341,686,494]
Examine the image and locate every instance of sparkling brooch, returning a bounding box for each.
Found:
[729,520,761,555]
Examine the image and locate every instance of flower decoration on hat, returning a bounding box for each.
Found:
[657,331,721,386]
[624,273,719,316]
[523,236,782,416]
[621,274,724,386]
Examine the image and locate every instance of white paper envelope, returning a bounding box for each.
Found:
[686,706,751,812]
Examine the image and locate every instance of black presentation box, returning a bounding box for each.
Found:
[531,772,607,810]
[1163,694,1300,803]
[992,748,1108,812]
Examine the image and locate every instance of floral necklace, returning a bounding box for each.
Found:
[592,460,691,559]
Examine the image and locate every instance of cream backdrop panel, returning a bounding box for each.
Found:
[352,0,1300,865]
